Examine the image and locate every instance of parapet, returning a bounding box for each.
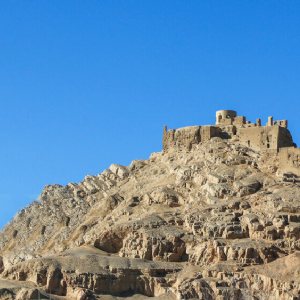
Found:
[274,120,288,128]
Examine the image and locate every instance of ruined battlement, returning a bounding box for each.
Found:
[163,110,294,152]
[215,109,288,128]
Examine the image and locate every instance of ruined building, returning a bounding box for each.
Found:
[163,109,300,176]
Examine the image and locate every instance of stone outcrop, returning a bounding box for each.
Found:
[0,110,300,299]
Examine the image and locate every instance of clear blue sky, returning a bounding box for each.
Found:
[0,1,300,227]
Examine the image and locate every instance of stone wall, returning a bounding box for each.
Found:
[237,126,293,151]
[277,126,294,148]
[163,124,294,152]
[163,125,222,151]
[278,147,300,176]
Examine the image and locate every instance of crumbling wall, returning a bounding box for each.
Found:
[163,126,201,151]
[163,126,221,151]
[274,120,288,128]
[200,126,221,142]
[278,147,300,176]
[237,127,276,150]
[277,126,294,149]
[236,125,294,151]
[232,116,246,126]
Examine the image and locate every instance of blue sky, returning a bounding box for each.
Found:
[0,1,300,227]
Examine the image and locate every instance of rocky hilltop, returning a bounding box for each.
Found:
[0,110,300,300]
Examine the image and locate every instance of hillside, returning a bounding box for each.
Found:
[0,111,300,300]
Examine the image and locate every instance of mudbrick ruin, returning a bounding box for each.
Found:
[0,110,300,299]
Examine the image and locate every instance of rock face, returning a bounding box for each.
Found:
[0,116,300,299]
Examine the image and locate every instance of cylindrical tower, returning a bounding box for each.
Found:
[216,110,237,125]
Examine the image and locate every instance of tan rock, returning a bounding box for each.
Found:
[0,110,300,299]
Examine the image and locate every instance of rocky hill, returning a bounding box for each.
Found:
[0,114,300,299]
